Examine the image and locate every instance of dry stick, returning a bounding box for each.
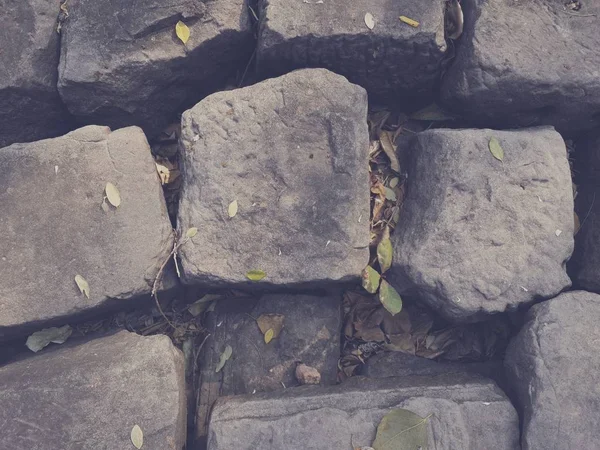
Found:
[152,233,192,329]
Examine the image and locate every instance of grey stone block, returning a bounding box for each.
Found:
[441,0,600,133]
[258,0,447,104]
[58,0,253,136]
[505,291,600,450]
[0,126,173,336]
[207,374,520,449]
[389,127,573,321]
[0,331,186,450]
[0,0,73,148]
[177,69,370,289]
[196,293,341,439]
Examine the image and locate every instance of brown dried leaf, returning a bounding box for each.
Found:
[257,313,285,339]
[379,131,401,173]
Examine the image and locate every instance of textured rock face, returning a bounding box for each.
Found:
[571,132,600,291]
[177,69,370,289]
[207,374,520,450]
[389,127,573,321]
[0,331,186,450]
[0,0,73,148]
[505,291,600,450]
[58,0,253,136]
[257,0,447,104]
[0,126,173,335]
[195,293,341,439]
[441,0,600,133]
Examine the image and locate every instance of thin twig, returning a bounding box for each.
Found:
[563,9,596,16]
[579,192,596,231]
[238,48,257,88]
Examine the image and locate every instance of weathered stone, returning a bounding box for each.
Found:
[389,127,573,321]
[58,0,253,136]
[177,69,369,288]
[505,291,600,450]
[0,331,186,449]
[0,0,73,148]
[196,293,341,440]
[0,126,173,336]
[257,0,447,104]
[570,132,600,291]
[207,374,520,449]
[363,352,509,393]
[441,0,600,133]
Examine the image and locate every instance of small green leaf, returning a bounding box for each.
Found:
[175,20,190,44]
[105,182,121,207]
[377,238,393,274]
[74,275,90,299]
[131,424,143,449]
[489,137,504,161]
[25,325,73,353]
[246,269,266,281]
[186,227,198,238]
[384,187,397,202]
[372,409,429,450]
[362,266,381,294]
[379,280,402,316]
[215,345,232,373]
[228,200,238,218]
[388,177,399,188]
[264,328,274,344]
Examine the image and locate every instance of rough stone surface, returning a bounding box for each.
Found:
[389,127,573,321]
[0,0,73,148]
[58,0,253,136]
[441,0,600,133]
[196,293,341,439]
[258,0,447,104]
[362,352,509,393]
[0,126,173,336]
[570,132,600,291]
[208,374,520,449]
[505,291,600,450]
[0,331,186,450]
[178,69,370,289]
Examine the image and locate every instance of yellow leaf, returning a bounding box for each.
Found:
[105,182,121,207]
[186,227,198,238]
[215,344,232,372]
[228,200,238,218]
[246,269,266,281]
[175,21,190,44]
[264,328,274,344]
[256,314,285,338]
[399,15,420,27]
[131,425,143,449]
[364,12,375,30]
[389,177,399,188]
[489,137,504,161]
[74,275,90,299]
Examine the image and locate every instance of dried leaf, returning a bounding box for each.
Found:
[384,187,397,202]
[489,137,504,161]
[377,238,393,273]
[175,20,190,44]
[372,409,429,450]
[131,425,143,449]
[264,328,274,344]
[186,227,198,238]
[379,280,402,316]
[257,313,285,339]
[188,293,221,316]
[25,325,73,352]
[105,182,121,207]
[411,103,455,121]
[228,200,238,218]
[399,15,420,27]
[379,131,401,173]
[246,269,266,281]
[364,12,375,30]
[215,344,232,373]
[388,177,399,188]
[362,266,381,294]
[155,160,180,185]
[75,274,90,299]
